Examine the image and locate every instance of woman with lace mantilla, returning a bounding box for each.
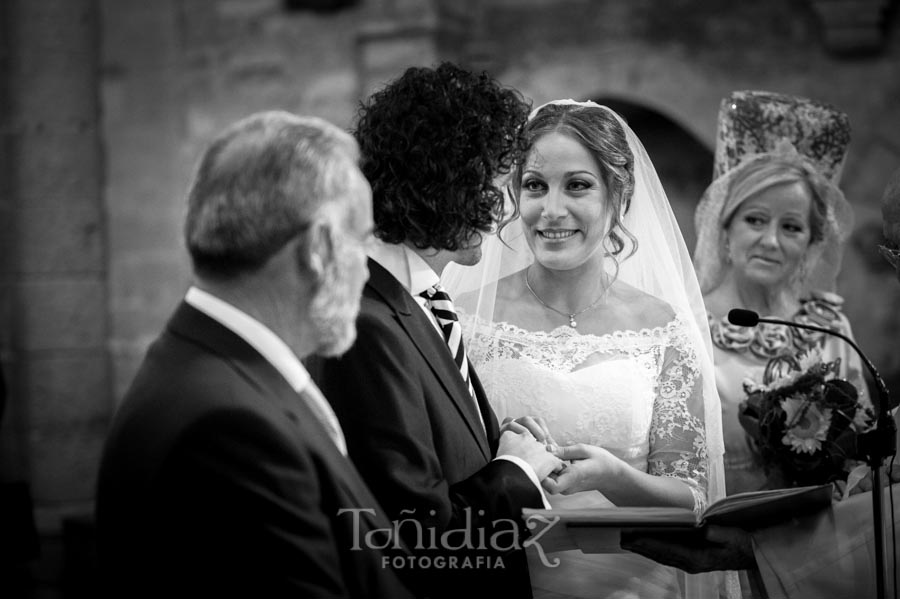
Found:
[445,100,730,599]
[693,91,869,496]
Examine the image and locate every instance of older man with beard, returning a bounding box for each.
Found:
[95,111,415,599]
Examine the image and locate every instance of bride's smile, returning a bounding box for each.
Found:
[537,228,578,240]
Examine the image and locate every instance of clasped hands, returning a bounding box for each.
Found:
[499,416,617,495]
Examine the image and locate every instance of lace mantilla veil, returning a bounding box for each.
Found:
[443,100,733,598]
[693,90,854,297]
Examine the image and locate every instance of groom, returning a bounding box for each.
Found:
[309,63,562,598]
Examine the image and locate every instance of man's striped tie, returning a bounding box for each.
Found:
[419,284,485,431]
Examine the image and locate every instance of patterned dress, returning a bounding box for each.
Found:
[707,290,869,495]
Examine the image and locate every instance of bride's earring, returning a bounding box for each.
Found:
[723,237,733,265]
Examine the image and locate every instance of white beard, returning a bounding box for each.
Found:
[309,247,362,357]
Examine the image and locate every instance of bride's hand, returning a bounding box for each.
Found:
[541,443,622,495]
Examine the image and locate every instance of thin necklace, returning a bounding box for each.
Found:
[524,267,607,329]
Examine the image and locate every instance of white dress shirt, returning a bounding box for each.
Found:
[368,240,549,504]
[185,286,347,456]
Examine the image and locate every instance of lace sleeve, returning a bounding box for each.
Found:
[647,321,710,514]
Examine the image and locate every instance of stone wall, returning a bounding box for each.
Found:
[98,0,900,416]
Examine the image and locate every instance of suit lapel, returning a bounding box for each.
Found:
[166,302,386,513]
[295,385,393,516]
[365,260,492,460]
[470,369,500,455]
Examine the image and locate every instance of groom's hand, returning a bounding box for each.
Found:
[500,416,557,451]
[497,430,564,481]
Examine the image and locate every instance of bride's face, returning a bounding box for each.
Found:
[519,132,610,271]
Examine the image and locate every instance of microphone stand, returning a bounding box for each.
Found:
[754,316,897,599]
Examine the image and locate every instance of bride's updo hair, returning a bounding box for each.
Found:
[510,102,638,263]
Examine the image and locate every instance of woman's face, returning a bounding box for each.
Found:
[519,132,610,271]
[725,180,813,289]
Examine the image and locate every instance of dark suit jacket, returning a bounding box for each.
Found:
[95,302,414,599]
[309,259,543,598]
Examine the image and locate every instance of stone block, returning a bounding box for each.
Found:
[13,203,104,275]
[12,278,108,351]
[0,203,15,274]
[18,351,112,431]
[12,128,101,193]
[28,421,106,506]
[9,56,98,127]
[0,282,13,350]
[219,0,281,19]
[357,30,440,96]
[100,0,178,70]
[843,140,900,212]
[8,2,98,125]
[9,127,103,274]
[0,355,29,478]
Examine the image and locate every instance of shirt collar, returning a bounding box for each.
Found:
[368,239,439,296]
[184,286,310,393]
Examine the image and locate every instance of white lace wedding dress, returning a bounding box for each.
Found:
[464,311,710,599]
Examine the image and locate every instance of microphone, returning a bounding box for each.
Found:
[726,309,893,416]
[728,307,896,599]
[726,308,759,327]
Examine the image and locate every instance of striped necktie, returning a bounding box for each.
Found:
[419,284,485,432]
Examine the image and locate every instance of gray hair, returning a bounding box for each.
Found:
[721,157,830,245]
[185,111,359,278]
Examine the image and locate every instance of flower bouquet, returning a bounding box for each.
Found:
[739,351,876,488]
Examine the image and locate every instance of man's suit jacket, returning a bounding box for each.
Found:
[95,302,414,599]
[309,259,543,598]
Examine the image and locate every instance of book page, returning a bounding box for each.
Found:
[701,483,833,529]
[521,484,834,555]
[523,506,699,529]
[523,484,832,531]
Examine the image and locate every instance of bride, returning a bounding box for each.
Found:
[444,100,733,598]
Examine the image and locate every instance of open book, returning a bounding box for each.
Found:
[521,484,833,554]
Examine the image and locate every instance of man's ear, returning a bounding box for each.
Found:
[298,219,336,280]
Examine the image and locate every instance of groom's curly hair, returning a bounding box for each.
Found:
[353,62,530,251]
